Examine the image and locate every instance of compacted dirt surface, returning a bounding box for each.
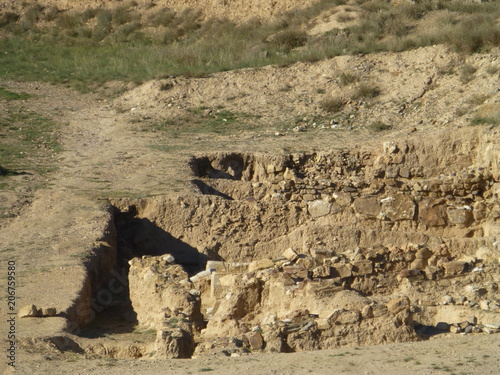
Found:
[1,1,499,374]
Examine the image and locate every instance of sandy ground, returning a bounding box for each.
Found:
[11,333,500,375]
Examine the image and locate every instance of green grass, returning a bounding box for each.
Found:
[146,108,262,136]
[0,108,61,174]
[0,87,31,100]
[0,1,498,90]
[470,113,500,127]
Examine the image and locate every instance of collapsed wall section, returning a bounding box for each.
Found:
[111,127,499,357]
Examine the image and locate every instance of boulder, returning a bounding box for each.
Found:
[442,261,466,277]
[351,260,373,276]
[18,304,39,318]
[244,331,264,350]
[248,259,274,272]
[283,248,299,262]
[380,195,415,221]
[386,297,410,314]
[447,206,473,225]
[307,200,331,218]
[353,197,380,218]
[418,199,447,226]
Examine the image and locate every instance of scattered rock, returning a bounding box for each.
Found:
[248,259,275,272]
[307,200,331,218]
[18,304,39,318]
[436,322,450,331]
[283,247,299,262]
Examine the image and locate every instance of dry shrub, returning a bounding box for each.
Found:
[320,97,345,113]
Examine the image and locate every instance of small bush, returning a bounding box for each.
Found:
[268,29,308,51]
[0,12,19,27]
[320,97,345,113]
[460,64,477,83]
[112,6,135,26]
[43,6,60,22]
[353,82,380,100]
[82,8,98,21]
[149,7,176,27]
[470,113,500,127]
[92,10,113,41]
[56,12,83,29]
[24,4,44,24]
[369,121,392,132]
[339,72,358,86]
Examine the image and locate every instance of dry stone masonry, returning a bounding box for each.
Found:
[113,128,499,358]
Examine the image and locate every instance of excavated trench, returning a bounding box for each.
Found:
[72,130,499,359]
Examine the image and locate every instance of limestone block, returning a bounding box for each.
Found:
[40,307,57,317]
[435,322,450,331]
[442,261,466,277]
[410,258,426,270]
[332,264,352,278]
[18,304,39,318]
[385,165,399,178]
[156,328,194,359]
[332,192,352,206]
[328,309,360,324]
[351,260,373,276]
[380,195,415,221]
[244,331,264,350]
[353,197,380,218]
[283,247,299,262]
[447,206,473,225]
[312,265,332,278]
[248,259,274,272]
[386,297,410,314]
[418,199,447,226]
[307,200,331,218]
[415,247,433,259]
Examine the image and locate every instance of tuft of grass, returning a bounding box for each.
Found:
[460,64,477,83]
[470,113,500,127]
[0,108,61,174]
[0,87,31,101]
[369,121,391,132]
[352,82,380,100]
[0,0,499,90]
[319,97,345,113]
[339,72,359,86]
[267,29,308,51]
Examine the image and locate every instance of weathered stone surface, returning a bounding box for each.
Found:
[410,258,426,270]
[283,247,299,262]
[415,247,433,259]
[307,200,331,218]
[40,307,57,317]
[18,304,39,318]
[353,197,380,218]
[380,195,415,221]
[447,206,473,225]
[386,297,410,314]
[436,322,450,331]
[418,199,447,226]
[332,264,352,278]
[129,257,203,330]
[312,265,332,278]
[328,309,360,324]
[333,192,352,206]
[351,260,373,276]
[244,331,264,350]
[442,261,466,277]
[248,259,274,272]
[156,327,194,359]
